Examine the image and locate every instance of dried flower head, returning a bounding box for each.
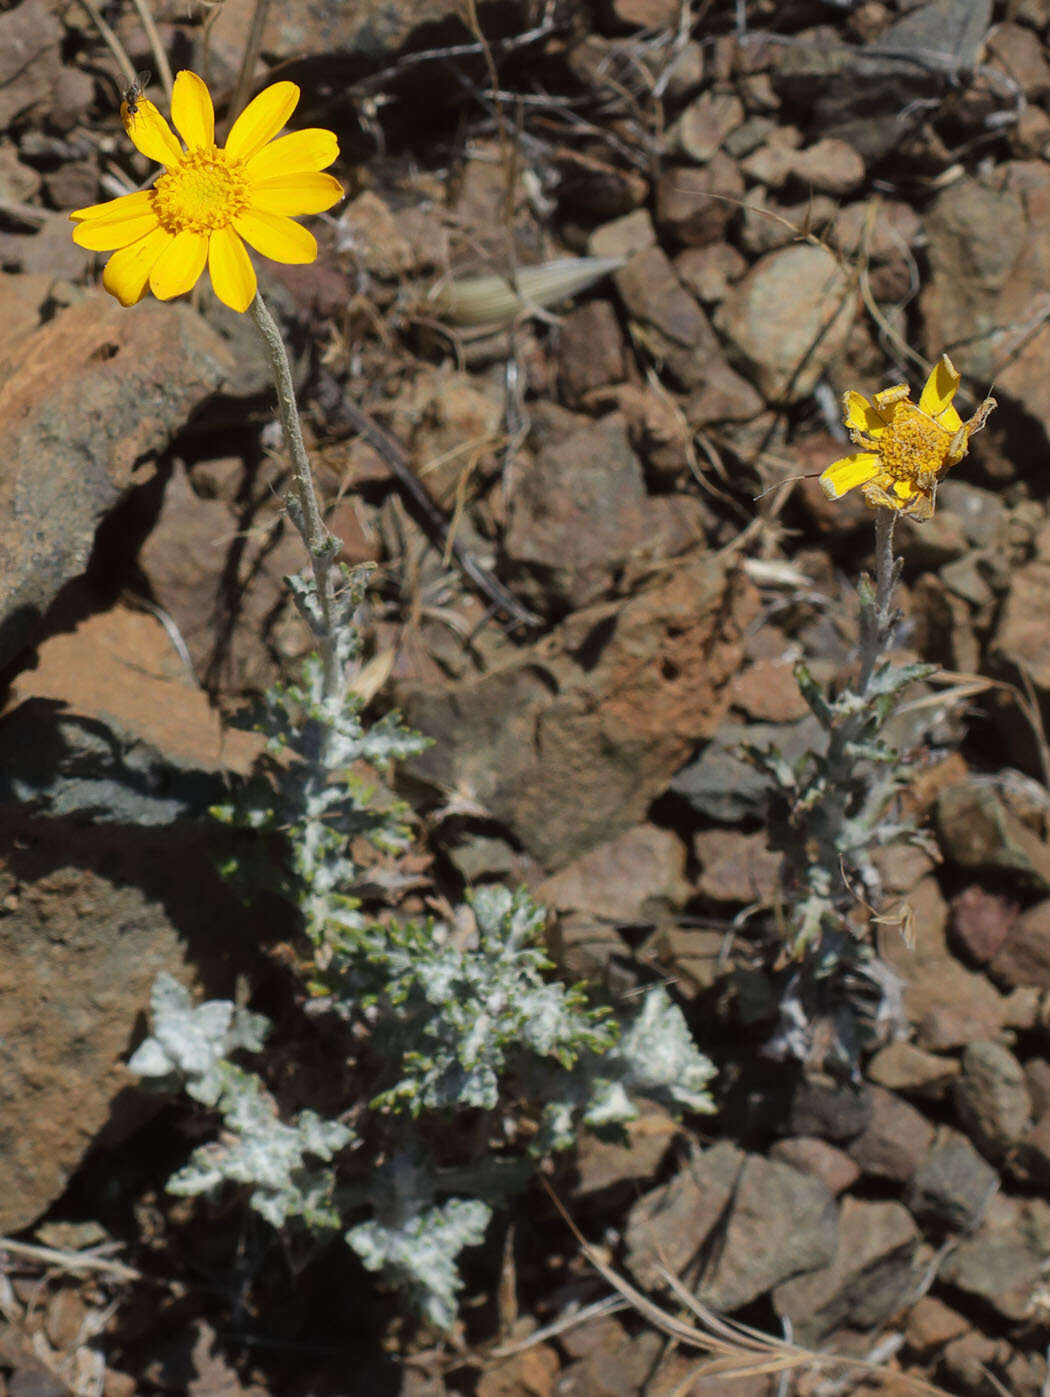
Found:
[820,355,995,521]
[70,70,344,313]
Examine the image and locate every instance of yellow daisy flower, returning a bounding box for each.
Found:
[70,70,344,314]
[819,355,995,521]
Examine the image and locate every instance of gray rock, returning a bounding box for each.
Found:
[697,1154,838,1312]
[940,1196,1050,1321]
[848,1086,934,1181]
[953,1041,1032,1161]
[624,1141,744,1288]
[773,1198,920,1344]
[671,716,823,824]
[788,1078,873,1143]
[717,245,855,404]
[907,1131,999,1231]
[775,0,993,161]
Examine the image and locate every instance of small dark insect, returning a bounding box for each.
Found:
[122,70,151,117]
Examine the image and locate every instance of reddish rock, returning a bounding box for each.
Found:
[558,300,627,405]
[476,1345,559,1397]
[538,824,690,922]
[904,1295,970,1353]
[675,242,748,303]
[614,245,721,389]
[655,154,744,248]
[953,1040,1031,1161]
[950,885,1018,963]
[867,1041,961,1098]
[729,658,810,723]
[880,877,1012,1050]
[768,1136,860,1195]
[0,294,230,670]
[693,828,782,905]
[989,898,1050,989]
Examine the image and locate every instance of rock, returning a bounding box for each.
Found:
[0,0,62,130]
[787,1078,872,1142]
[624,1140,744,1288]
[553,149,650,222]
[654,154,744,248]
[0,806,256,1234]
[847,1085,934,1181]
[0,295,230,670]
[558,301,627,406]
[922,163,1050,442]
[940,1194,1050,1321]
[717,245,856,403]
[693,828,782,905]
[138,463,308,695]
[953,1041,1032,1160]
[1016,1107,1050,1184]
[988,897,1050,989]
[949,885,1018,963]
[403,554,749,866]
[0,606,258,823]
[880,877,1012,1050]
[477,1346,559,1397]
[774,0,994,161]
[671,716,824,824]
[773,1198,920,1344]
[674,243,748,304]
[992,557,1050,696]
[588,208,657,260]
[867,1041,960,1098]
[743,136,864,196]
[904,1295,970,1353]
[537,825,690,922]
[211,0,530,77]
[614,246,721,390]
[636,925,727,999]
[695,1154,838,1313]
[503,413,704,614]
[338,191,417,278]
[768,1137,860,1196]
[987,21,1050,99]
[907,1130,999,1231]
[728,659,810,723]
[672,91,745,163]
[570,1105,678,1200]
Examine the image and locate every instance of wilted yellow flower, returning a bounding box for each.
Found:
[819,355,995,521]
[70,70,344,314]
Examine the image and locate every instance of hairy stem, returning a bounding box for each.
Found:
[857,507,898,695]
[248,289,339,703]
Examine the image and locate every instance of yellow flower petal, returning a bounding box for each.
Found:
[74,212,160,252]
[872,384,909,416]
[225,82,300,163]
[819,451,881,501]
[70,189,154,224]
[123,99,184,166]
[842,390,885,438]
[170,70,215,150]
[102,227,173,306]
[233,210,317,264]
[70,191,158,249]
[149,228,209,299]
[918,353,960,419]
[243,129,340,182]
[249,172,345,216]
[209,226,257,312]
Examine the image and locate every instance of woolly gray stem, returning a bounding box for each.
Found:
[248,289,339,703]
[857,507,898,695]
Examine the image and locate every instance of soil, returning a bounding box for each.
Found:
[2,0,1050,1392]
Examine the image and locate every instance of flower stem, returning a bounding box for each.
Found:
[248,289,339,703]
[857,507,898,695]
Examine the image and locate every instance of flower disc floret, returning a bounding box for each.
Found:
[153,151,251,234]
[70,70,345,314]
[819,354,996,521]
